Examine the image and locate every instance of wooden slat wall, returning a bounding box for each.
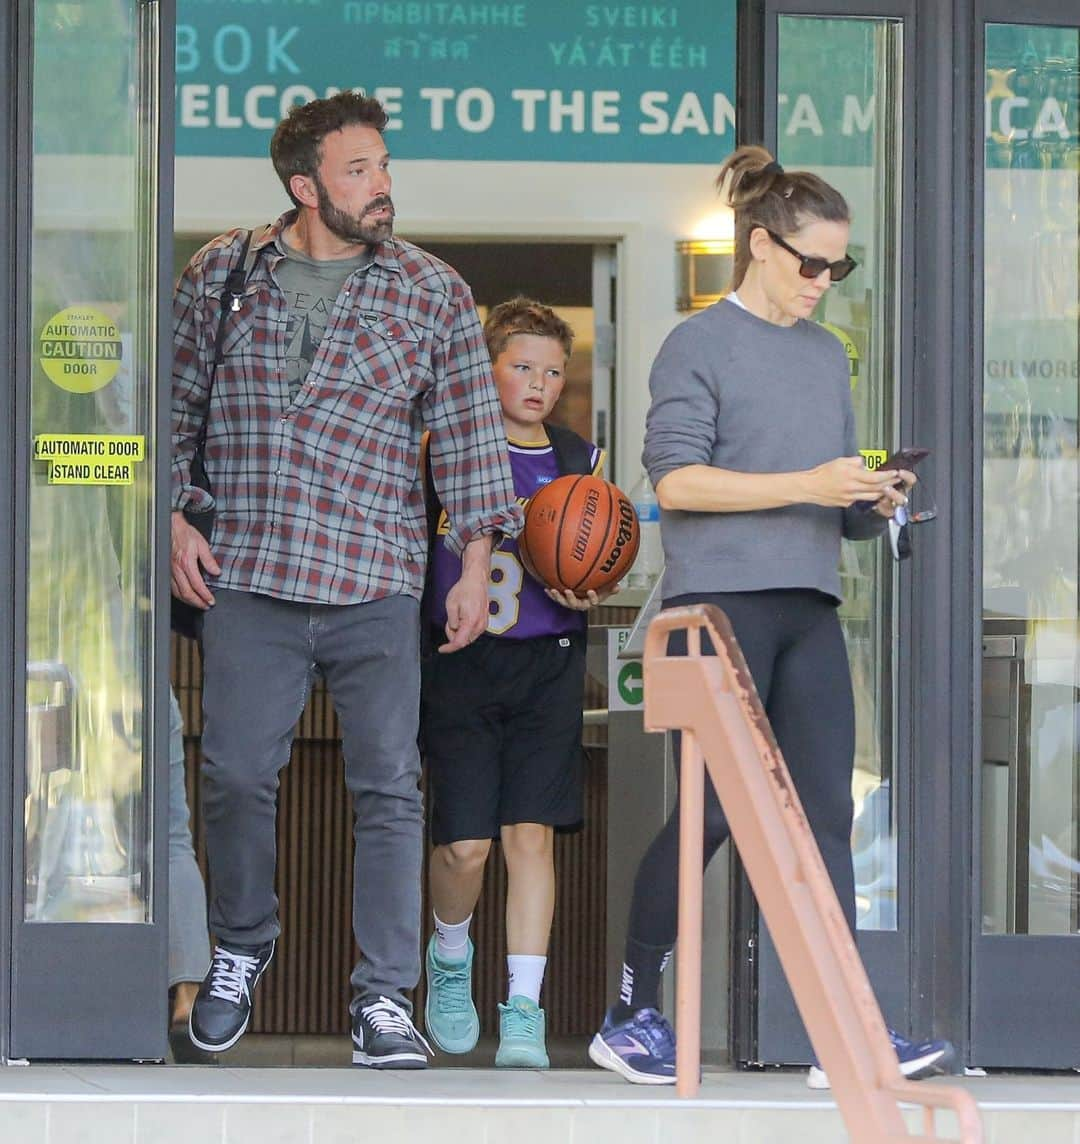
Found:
[173,631,612,1036]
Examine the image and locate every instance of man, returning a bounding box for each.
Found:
[170,92,522,1069]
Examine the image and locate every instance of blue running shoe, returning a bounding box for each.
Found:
[423,936,480,1054]
[588,1007,677,1085]
[807,1027,956,1090]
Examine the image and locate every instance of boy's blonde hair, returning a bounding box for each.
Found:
[483,297,574,364]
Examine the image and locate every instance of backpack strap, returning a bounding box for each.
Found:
[420,430,440,553]
[210,224,270,375]
[192,225,272,478]
[545,422,597,476]
[419,431,440,652]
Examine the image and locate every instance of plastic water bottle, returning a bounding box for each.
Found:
[628,470,663,590]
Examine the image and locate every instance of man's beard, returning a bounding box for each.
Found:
[314,177,395,246]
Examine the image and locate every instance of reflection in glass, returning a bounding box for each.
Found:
[23,0,159,922]
[778,16,904,930]
[982,24,1080,937]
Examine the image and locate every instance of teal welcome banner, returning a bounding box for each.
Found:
[175,0,737,162]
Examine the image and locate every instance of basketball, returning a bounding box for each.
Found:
[519,474,641,595]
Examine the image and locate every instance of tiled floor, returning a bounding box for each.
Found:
[0,1059,1077,1143]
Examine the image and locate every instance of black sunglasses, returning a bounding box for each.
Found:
[764,229,858,282]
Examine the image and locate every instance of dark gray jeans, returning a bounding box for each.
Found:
[199,588,423,1013]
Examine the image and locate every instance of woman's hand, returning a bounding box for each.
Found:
[805,456,899,508]
[871,468,917,519]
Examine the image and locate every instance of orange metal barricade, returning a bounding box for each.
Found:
[643,605,982,1143]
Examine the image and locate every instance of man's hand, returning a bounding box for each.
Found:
[440,534,494,653]
[170,510,221,609]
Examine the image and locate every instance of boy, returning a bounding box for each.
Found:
[421,297,612,1067]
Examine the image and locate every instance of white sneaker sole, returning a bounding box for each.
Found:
[188,1016,249,1055]
[352,1048,428,1069]
[807,1045,950,1091]
[588,1033,676,1086]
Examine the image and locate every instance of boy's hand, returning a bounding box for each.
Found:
[544,583,621,611]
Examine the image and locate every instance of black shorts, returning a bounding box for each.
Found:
[421,630,587,845]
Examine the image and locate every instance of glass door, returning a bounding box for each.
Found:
[975,8,1080,1066]
[8,0,172,1059]
[738,8,911,1064]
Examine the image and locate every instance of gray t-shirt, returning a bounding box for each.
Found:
[642,297,884,603]
[277,241,372,401]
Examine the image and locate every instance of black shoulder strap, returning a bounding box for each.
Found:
[545,422,595,476]
[421,431,440,553]
[210,224,270,375]
[195,225,270,455]
[419,431,441,653]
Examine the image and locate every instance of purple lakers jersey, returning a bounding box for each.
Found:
[427,434,603,640]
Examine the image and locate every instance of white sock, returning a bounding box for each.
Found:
[507,954,547,1005]
[433,912,472,963]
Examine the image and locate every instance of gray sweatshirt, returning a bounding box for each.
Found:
[642,297,885,603]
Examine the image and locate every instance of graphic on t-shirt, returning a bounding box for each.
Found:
[276,241,370,400]
[283,293,336,395]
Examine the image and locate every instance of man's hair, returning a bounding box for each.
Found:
[270,92,388,207]
[483,297,575,363]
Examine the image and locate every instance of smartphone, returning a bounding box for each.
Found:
[855,446,930,510]
[876,446,930,473]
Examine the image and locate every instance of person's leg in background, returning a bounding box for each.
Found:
[768,600,954,1088]
[166,685,213,1062]
[590,591,782,1083]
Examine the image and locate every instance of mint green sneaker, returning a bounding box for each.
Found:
[495,995,549,1068]
[423,936,479,1054]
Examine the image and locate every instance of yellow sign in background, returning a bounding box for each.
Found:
[38,306,123,394]
[33,434,145,485]
[819,321,861,390]
[859,449,890,471]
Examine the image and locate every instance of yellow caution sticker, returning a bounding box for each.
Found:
[39,306,123,393]
[819,321,860,390]
[33,434,145,485]
[860,449,889,471]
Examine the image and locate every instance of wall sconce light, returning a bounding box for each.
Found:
[675,238,735,312]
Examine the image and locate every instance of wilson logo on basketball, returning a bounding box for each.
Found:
[599,499,638,575]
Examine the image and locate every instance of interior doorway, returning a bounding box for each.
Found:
[169,234,622,1063]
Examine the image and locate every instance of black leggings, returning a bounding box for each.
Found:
[627,588,857,948]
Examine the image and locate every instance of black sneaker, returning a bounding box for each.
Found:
[351,995,433,1069]
[188,940,275,1053]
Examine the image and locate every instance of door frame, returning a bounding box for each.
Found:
[736,0,976,1065]
[0,0,25,1067]
[5,0,177,1061]
[969,0,1080,1068]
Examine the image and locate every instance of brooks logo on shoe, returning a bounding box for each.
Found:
[618,1035,651,1058]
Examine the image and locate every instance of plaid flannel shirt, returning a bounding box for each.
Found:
[172,213,523,604]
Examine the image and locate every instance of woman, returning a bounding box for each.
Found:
[588,145,952,1088]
